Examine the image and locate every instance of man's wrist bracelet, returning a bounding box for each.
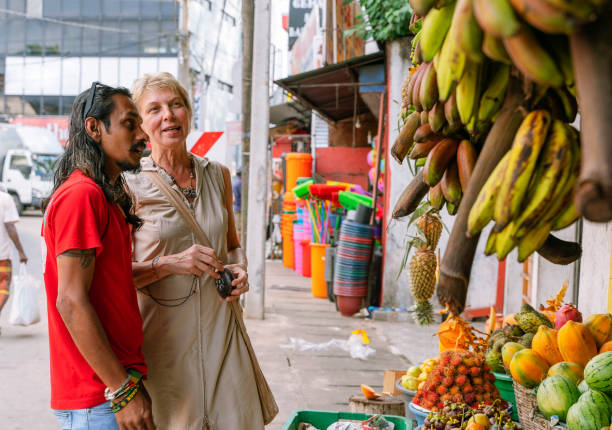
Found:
[104,369,142,401]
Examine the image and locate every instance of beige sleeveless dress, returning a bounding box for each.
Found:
[124,156,265,430]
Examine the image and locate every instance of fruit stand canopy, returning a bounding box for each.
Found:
[274,51,386,124]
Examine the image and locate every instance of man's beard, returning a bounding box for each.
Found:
[117,159,142,173]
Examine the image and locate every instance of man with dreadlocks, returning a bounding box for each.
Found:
[41,82,155,430]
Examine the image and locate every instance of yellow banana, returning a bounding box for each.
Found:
[467,150,511,236]
[482,33,512,64]
[421,3,456,62]
[456,60,482,125]
[513,120,571,239]
[477,63,510,122]
[495,220,517,260]
[436,4,468,101]
[503,25,564,87]
[473,0,521,38]
[552,200,580,231]
[553,87,578,123]
[409,0,438,16]
[485,230,497,256]
[517,221,553,262]
[454,0,484,63]
[494,110,553,231]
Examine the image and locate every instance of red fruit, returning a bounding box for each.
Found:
[463,384,474,393]
[450,385,460,395]
[476,394,484,402]
[432,373,443,385]
[472,376,483,385]
[437,402,444,410]
[451,393,464,403]
[442,376,454,387]
[470,367,481,377]
[474,354,484,367]
[486,373,496,382]
[458,365,469,375]
[443,366,456,377]
[437,385,448,395]
[464,393,476,405]
[455,374,468,386]
[451,354,463,366]
[413,398,421,406]
[474,385,484,394]
[483,393,492,401]
[424,400,435,410]
[483,382,494,393]
[555,303,582,329]
[440,351,452,365]
[483,364,491,372]
[463,357,475,367]
[427,392,439,402]
[441,393,452,403]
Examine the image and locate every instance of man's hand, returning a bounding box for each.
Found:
[18,251,27,263]
[115,386,156,430]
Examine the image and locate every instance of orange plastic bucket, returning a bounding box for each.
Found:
[310,243,329,298]
[285,153,313,191]
[282,235,294,269]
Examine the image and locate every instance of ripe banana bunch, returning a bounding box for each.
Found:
[467,110,581,262]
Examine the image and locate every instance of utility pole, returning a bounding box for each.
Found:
[241,0,254,247]
[245,0,270,320]
[178,0,192,100]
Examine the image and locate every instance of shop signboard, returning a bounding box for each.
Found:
[289,6,323,75]
[288,0,316,49]
[11,116,70,146]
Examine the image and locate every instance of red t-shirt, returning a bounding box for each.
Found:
[42,170,146,410]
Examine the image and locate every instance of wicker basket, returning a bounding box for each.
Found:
[512,380,567,430]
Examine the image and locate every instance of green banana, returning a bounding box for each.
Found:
[495,220,517,260]
[541,0,596,22]
[494,110,553,231]
[503,25,564,87]
[420,3,455,62]
[477,63,510,122]
[552,200,579,230]
[546,35,576,96]
[454,0,484,63]
[409,0,438,16]
[430,182,446,210]
[513,120,572,239]
[435,5,467,101]
[482,33,512,64]
[446,201,458,215]
[467,150,511,236]
[517,221,553,262]
[456,60,482,124]
[509,0,578,35]
[485,230,497,256]
[473,0,521,38]
[419,62,439,111]
[552,87,578,123]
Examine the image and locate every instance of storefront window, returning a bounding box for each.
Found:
[45,23,62,56]
[7,19,25,55]
[101,24,120,55]
[61,0,81,18]
[103,0,122,18]
[141,20,160,54]
[25,21,44,55]
[24,96,42,114]
[63,25,82,56]
[61,96,76,115]
[120,20,140,55]
[82,0,102,18]
[43,96,60,115]
[82,24,101,54]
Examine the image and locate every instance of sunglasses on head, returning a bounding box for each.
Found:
[82,81,101,122]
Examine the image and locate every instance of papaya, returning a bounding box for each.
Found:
[584,314,612,348]
[360,384,380,400]
[532,325,564,366]
[601,340,612,353]
[547,361,584,385]
[510,348,549,388]
[501,341,524,369]
[558,321,598,367]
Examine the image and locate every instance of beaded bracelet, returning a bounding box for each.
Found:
[111,381,141,414]
[104,369,143,401]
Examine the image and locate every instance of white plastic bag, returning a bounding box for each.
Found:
[9,264,41,326]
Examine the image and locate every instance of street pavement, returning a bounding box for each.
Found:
[0,212,441,429]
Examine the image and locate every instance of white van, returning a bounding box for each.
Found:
[0,124,64,213]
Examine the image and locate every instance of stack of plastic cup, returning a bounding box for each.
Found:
[281,192,297,269]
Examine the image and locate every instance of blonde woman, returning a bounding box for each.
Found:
[124,72,276,429]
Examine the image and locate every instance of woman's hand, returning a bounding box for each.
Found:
[222,264,249,302]
[168,245,224,279]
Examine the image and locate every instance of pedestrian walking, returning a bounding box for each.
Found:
[0,186,28,333]
[233,169,242,237]
[125,72,277,429]
[41,82,155,430]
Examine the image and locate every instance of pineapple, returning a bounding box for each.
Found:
[417,211,442,249]
[409,246,437,326]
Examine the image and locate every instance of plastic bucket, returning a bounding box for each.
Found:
[285,153,313,192]
[310,243,330,298]
[408,403,429,429]
[282,410,411,430]
[282,235,294,269]
[293,236,303,275]
[493,372,518,421]
[301,240,311,277]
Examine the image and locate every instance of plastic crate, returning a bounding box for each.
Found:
[282,410,412,430]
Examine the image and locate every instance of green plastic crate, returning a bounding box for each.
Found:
[493,371,518,421]
[282,410,412,430]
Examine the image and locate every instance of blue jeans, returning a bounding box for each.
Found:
[53,401,119,430]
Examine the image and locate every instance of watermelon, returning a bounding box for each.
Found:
[581,389,612,417]
[579,380,589,393]
[584,351,612,394]
[536,375,580,421]
[567,392,611,430]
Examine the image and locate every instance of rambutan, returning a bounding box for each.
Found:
[464,392,476,405]
[472,376,483,385]
[424,400,435,410]
[463,384,473,393]
[451,393,463,404]
[474,385,484,394]
[449,385,460,395]
[441,393,452,403]
[470,367,481,377]
[457,365,469,375]
[413,398,421,406]
[443,366,456,377]
[437,402,444,410]
[483,393,492,402]
[463,357,475,367]
[483,364,491,373]
[475,394,484,402]
[441,376,454,387]
[483,382,494,393]
[440,351,452,365]
[427,391,439,403]
[450,354,462,367]
[455,374,468,386]
[436,385,448,396]
[486,373,496,382]
[431,373,443,385]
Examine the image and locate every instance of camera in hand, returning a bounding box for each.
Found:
[215,268,236,298]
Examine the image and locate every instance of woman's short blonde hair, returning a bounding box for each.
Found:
[131,72,193,122]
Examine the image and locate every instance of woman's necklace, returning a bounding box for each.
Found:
[156,158,197,200]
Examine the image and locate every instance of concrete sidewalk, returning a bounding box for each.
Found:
[251,261,441,429]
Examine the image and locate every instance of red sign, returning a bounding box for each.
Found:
[11,116,70,146]
[190,132,224,157]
